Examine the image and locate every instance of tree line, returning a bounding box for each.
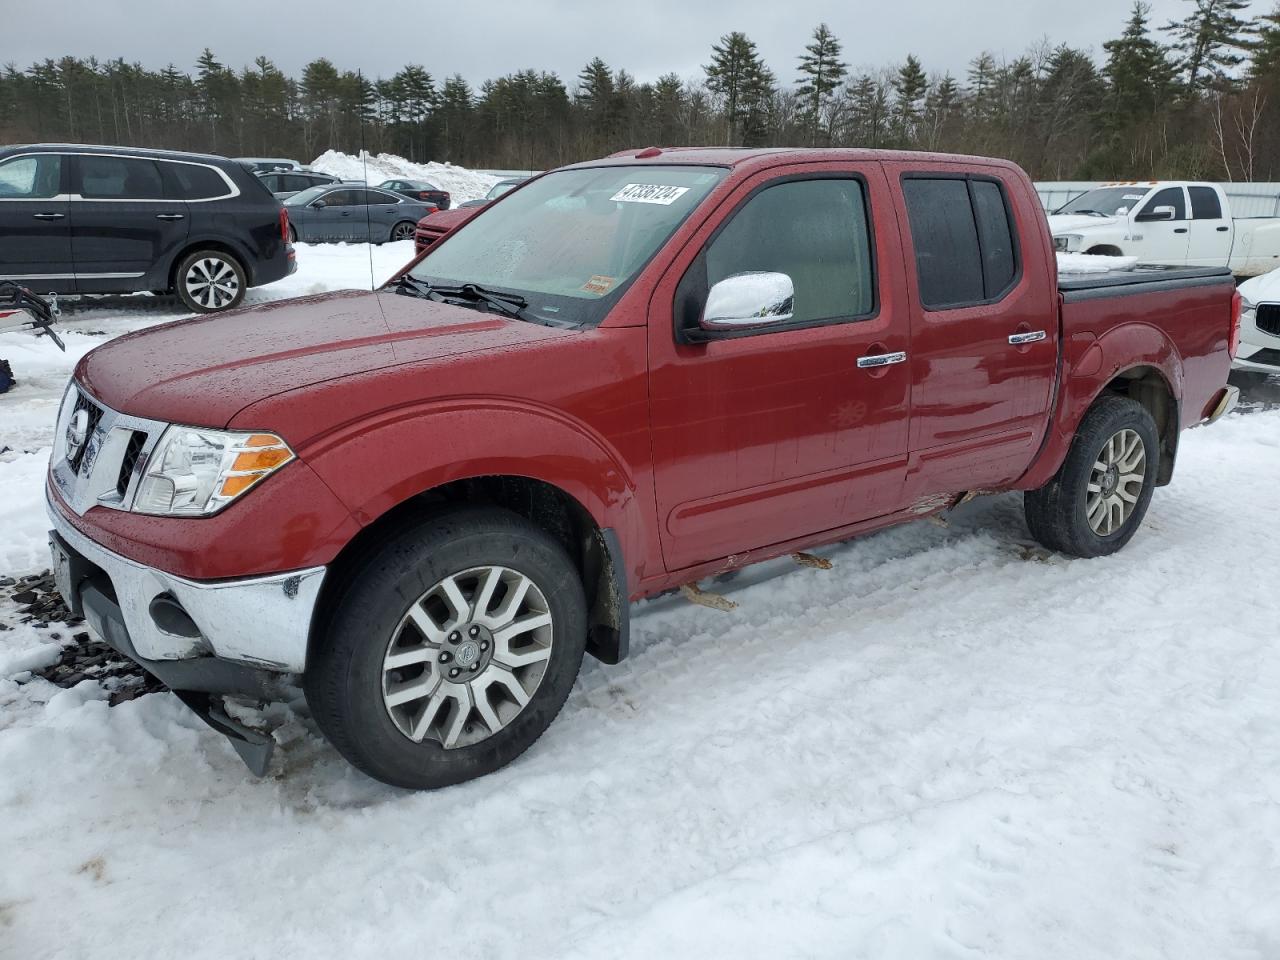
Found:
[2,1,1278,180]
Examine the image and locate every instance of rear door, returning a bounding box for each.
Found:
[1132,186,1190,266]
[885,164,1059,498]
[647,162,914,571]
[0,152,74,293]
[1185,185,1233,267]
[69,154,189,289]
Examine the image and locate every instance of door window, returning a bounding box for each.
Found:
[366,190,402,205]
[704,178,875,325]
[319,189,359,206]
[1140,187,1187,220]
[0,154,62,199]
[1189,186,1224,220]
[902,176,1020,309]
[77,155,164,200]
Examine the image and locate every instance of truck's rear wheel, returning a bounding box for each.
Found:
[305,506,587,789]
[1024,395,1159,558]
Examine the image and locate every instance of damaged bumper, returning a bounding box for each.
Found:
[46,489,328,773]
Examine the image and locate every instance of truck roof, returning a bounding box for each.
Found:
[576,146,1023,174]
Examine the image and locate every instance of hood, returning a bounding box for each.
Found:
[77,289,566,427]
[1047,214,1122,234]
[1240,267,1280,304]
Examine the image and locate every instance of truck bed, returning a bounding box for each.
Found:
[1058,266,1234,300]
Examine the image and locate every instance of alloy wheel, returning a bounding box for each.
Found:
[391,222,415,241]
[1086,428,1146,536]
[184,257,240,310]
[381,565,554,749]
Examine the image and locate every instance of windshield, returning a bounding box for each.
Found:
[486,180,520,200]
[284,186,328,206]
[410,165,726,326]
[1055,187,1152,217]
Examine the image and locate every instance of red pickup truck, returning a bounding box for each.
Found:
[47,148,1241,788]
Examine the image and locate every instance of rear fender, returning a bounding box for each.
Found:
[1018,321,1182,490]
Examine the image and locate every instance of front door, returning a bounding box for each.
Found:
[309,188,363,242]
[1131,185,1191,266]
[0,153,75,294]
[884,165,1059,497]
[69,154,189,289]
[648,163,913,572]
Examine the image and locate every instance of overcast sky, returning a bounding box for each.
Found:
[9,0,1273,88]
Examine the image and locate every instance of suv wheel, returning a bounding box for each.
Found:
[305,506,587,789]
[176,250,246,313]
[1024,395,1160,558]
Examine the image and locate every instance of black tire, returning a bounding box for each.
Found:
[287,224,298,244]
[389,221,416,243]
[305,506,587,789]
[174,249,247,313]
[1024,395,1160,558]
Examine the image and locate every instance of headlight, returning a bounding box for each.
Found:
[133,427,294,516]
[1241,296,1256,320]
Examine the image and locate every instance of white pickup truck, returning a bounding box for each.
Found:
[1048,181,1280,277]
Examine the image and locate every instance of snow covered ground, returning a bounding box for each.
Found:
[2,244,1279,959]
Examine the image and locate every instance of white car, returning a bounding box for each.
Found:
[1048,181,1280,278]
[1236,268,1280,379]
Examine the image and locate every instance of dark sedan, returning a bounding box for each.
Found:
[377,179,451,210]
[283,186,435,244]
[457,177,526,209]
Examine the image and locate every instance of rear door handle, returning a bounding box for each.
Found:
[1009,330,1047,345]
[155,213,185,221]
[32,212,65,220]
[856,351,907,369]
[1174,227,1188,234]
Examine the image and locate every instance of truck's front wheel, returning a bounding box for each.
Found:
[1024,395,1160,558]
[305,507,587,789]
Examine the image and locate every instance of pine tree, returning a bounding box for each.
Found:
[968,52,998,122]
[1164,0,1254,94]
[892,55,928,144]
[796,23,848,144]
[704,32,772,145]
[1104,3,1178,117]
[1249,4,1280,83]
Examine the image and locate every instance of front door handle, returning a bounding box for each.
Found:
[1173,227,1188,234]
[32,212,65,220]
[155,213,185,221]
[856,351,907,369]
[1216,226,1229,232]
[1009,330,1047,345]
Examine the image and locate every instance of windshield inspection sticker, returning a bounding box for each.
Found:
[611,183,690,205]
[581,275,616,295]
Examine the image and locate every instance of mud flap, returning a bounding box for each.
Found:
[173,691,275,777]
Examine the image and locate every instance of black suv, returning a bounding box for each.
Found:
[0,144,295,312]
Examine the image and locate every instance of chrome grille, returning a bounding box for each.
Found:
[50,384,169,517]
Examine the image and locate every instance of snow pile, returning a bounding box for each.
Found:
[309,150,501,203]
[1057,252,1139,273]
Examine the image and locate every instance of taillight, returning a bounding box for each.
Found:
[1230,289,1242,359]
[280,207,290,244]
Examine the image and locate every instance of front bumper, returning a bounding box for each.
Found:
[47,487,325,673]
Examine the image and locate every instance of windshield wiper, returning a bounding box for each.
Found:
[392,276,529,321]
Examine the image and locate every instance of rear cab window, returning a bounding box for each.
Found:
[1189,186,1224,220]
[901,174,1020,310]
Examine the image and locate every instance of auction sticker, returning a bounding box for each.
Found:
[581,275,616,294]
[611,183,690,205]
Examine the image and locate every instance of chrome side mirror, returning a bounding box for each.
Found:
[701,272,795,332]
[1136,204,1175,222]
